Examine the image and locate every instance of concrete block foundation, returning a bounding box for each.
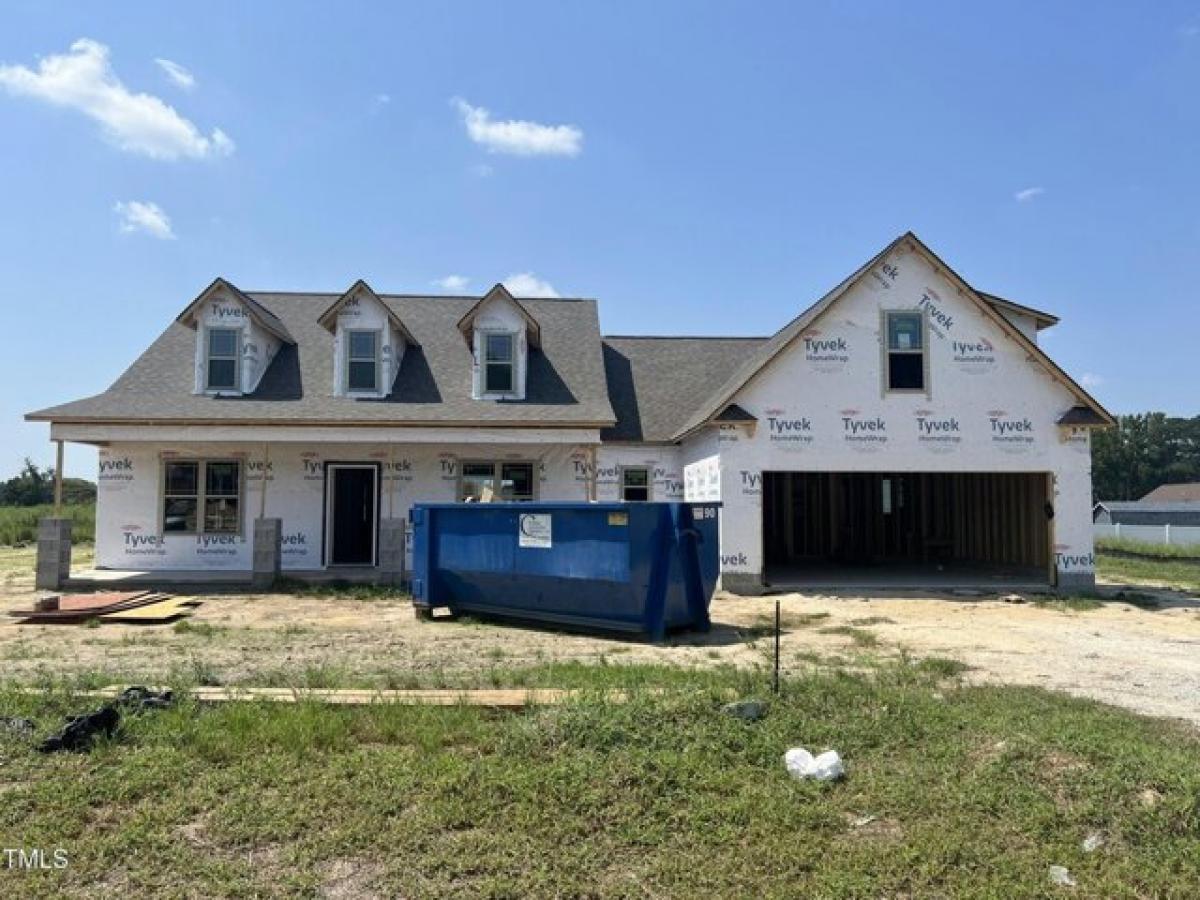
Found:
[35,518,72,590]
[378,518,407,587]
[252,518,282,589]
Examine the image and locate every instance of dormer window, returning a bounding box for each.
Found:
[483,333,515,394]
[346,330,380,393]
[206,328,240,392]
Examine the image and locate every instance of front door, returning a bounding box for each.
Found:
[326,465,378,566]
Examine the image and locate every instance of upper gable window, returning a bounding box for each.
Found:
[346,330,380,393]
[885,311,926,392]
[483,332,515,394]
[206,328,240,392]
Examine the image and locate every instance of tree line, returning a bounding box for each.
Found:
[0,458,96,506]
[1091,413,1200,502]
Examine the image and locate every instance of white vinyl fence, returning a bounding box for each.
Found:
[1095,523,1200,548]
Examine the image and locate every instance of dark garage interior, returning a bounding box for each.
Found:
[763,471,1052,587]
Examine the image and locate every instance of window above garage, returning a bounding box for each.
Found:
[883,310,928,394]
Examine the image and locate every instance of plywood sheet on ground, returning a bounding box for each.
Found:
[99,598,200,623]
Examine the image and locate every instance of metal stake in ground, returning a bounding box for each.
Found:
[773,597,781,695]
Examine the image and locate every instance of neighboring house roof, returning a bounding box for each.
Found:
[456,284,542,348]
[600,337,768,442]
[1095,501,1200,513]
[977,292,1059,330]
[1140,483,1200,502]
[317,280,419,347]
[27,293,614,428]
[673,231,1114,439]
[176,277,295,345]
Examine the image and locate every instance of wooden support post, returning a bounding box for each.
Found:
[258,442,270,519]
[53,439,64,516]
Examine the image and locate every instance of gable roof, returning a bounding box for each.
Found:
[672,231,1114,439]
[977,292,1059,331]
[1140,483,1200,503]
[317,279,418,347]
[176,277,295,344]
[28,292,613,428]
[456,284,542,348]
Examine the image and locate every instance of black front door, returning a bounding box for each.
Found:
[329,466,377,565]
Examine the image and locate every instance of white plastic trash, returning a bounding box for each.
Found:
[784,747,845,781]
[1048,865,1076,887]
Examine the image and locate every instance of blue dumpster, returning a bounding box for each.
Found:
[410,502,720,640]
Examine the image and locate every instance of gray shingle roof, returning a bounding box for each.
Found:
[28,293,615,427]
[1140,483,1200,503]
[600,337,768,442]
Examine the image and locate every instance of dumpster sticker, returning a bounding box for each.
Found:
[519,513,552,548]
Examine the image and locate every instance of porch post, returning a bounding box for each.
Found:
[53,439,64,515]
[258,442,269,519]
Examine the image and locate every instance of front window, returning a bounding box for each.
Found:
[885,311,926,391]
[459,461,535,502]
[206,328,240,391]
[621,467,651,501]
[163,460,241,535]
[347,330,380,392]
[483,333,515,393]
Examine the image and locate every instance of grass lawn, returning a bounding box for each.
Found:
[1097,550,1200,592]
[0,504,94,545]
[2,663,1198,897]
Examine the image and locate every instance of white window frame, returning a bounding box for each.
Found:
[881,310,930,396]
[204,327,241,393]
[480,330,517,396]
[620,466,652,502]
[160,458,244,537]
[345,329,382,394]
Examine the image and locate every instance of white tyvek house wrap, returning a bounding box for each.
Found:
[191,294,281,394]
[703,242,1094,586]
[95,443,593,571]
[330,289,404,396]
[470,295,528,400]
[590,445,684,501]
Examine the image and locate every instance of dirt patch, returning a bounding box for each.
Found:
[3,545,1200,725]
[319,858,385,900]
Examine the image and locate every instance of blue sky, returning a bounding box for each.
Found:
[2,2,1198,479]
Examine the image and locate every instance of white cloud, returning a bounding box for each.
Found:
[1180,24,1200,38]
[1080,372,1105,390]
[452,97,582,157]
[370,92,390,113]
[434,275,470,291]
[1014,186,1045,202]
[469,163,494,178]
[503,272,560,298]
[154,58,194,90]
[113,200,175,239]
[0,39,233,160]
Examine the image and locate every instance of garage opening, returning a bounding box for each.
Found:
[763,472,1052,588]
